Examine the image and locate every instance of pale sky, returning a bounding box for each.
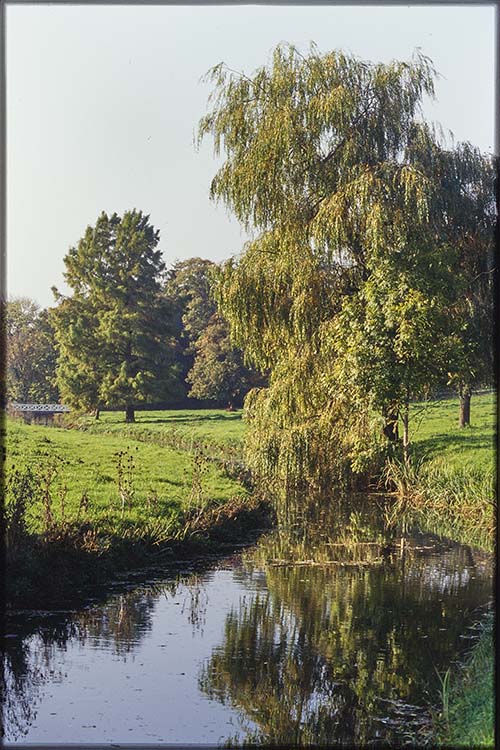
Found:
[6,4,496,308]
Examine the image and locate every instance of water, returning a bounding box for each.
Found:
[3,501,493,746]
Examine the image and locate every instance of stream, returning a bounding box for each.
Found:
[2,497,493,746]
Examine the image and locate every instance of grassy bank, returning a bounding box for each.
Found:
[4,411,269,608]
[73,407,246,449]
[4,396,494,745]
[394,391,495,748]
[385,391,495,552]
[434,612,494,748]
[6,414,246,530]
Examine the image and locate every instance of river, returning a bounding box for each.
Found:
[2,497,493,746]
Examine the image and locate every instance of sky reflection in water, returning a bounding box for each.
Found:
[3,505,492,746]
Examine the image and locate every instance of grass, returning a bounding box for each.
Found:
[4,398,494,743]
[75,407,246,447]
[384,391,496,552]
[409,390,495,472]
[400,391,494,748]
[5,415,246,532]
[4,410,264,608]
[435,612,494,748]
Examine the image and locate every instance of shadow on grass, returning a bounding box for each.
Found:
[413,432,494,462]
[134,412,242,426]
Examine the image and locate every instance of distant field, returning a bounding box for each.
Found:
[5,415,246,533]
[77,408,246,447]
[410,390,495,471]
[81,391,495,468]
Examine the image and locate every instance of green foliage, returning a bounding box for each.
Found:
[199,43,494,512]
[186,313,254,406]
[165,257,218,354]
[165,257,262,406]
[438,613,494,748]
[199,43,448,512]
[6,298,59,403]
[51,210,181,418]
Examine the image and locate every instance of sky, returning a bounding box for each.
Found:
[6,4,496,308]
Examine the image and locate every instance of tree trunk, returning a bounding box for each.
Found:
[125,405,135,423]
[459,390,471,428]
[382,408,399,442]
[94,408,100,420]
[402,405,410,464]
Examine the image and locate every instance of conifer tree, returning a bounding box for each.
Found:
[51,210,179,421]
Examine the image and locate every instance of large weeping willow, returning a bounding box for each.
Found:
[197,43,491,518]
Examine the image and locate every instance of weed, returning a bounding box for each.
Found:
[4,467,38,551]
[113,448,136,516]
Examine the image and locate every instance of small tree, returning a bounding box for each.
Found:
[51,210,180,421]
[439,144,495,426]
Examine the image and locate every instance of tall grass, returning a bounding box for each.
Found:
[383,456,494,552]
[434,611,494,748]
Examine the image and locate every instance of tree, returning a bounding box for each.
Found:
[328,137,496,456]
[165,257,264,406]
[186,313,254,408]
[51,210,180,422]
[433,143,495,427]
[165,257,218,350]
[330,245,458,462]
[198,43,445,510]
[164,257,219,387]
[6,298,59,403]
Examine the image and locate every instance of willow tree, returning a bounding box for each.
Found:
[198,43,441,512]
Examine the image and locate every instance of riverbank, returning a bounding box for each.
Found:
[434,611,494,749]
[390,391,495,747]
[3,412,269,609]
[4,396,494,744]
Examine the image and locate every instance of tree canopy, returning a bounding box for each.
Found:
[166,257,264,407]
[198,43,494,512]
[51,210,180,421]
[186,312,255,408]
[6,298,59,403]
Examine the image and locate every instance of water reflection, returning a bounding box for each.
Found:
[2,578,207,741]
[2,502,492,746]
[199,507,492,746]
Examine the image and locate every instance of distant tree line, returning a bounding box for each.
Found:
[6,211,262,421]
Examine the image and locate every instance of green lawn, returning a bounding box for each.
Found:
[76,407,246,446]
[410,390,495,471]
[5,415,245,533]
[7,392,493,537]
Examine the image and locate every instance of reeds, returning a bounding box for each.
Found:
[383,457,494,551]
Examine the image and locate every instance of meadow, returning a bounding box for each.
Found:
[6,415,246,534]
[6,390,494,538]
[409,389,495,471]
[76,407,246,446]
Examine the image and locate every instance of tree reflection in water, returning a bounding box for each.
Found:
[2,576,207,740]
[199,509,492,746]
[2,504,492,746]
